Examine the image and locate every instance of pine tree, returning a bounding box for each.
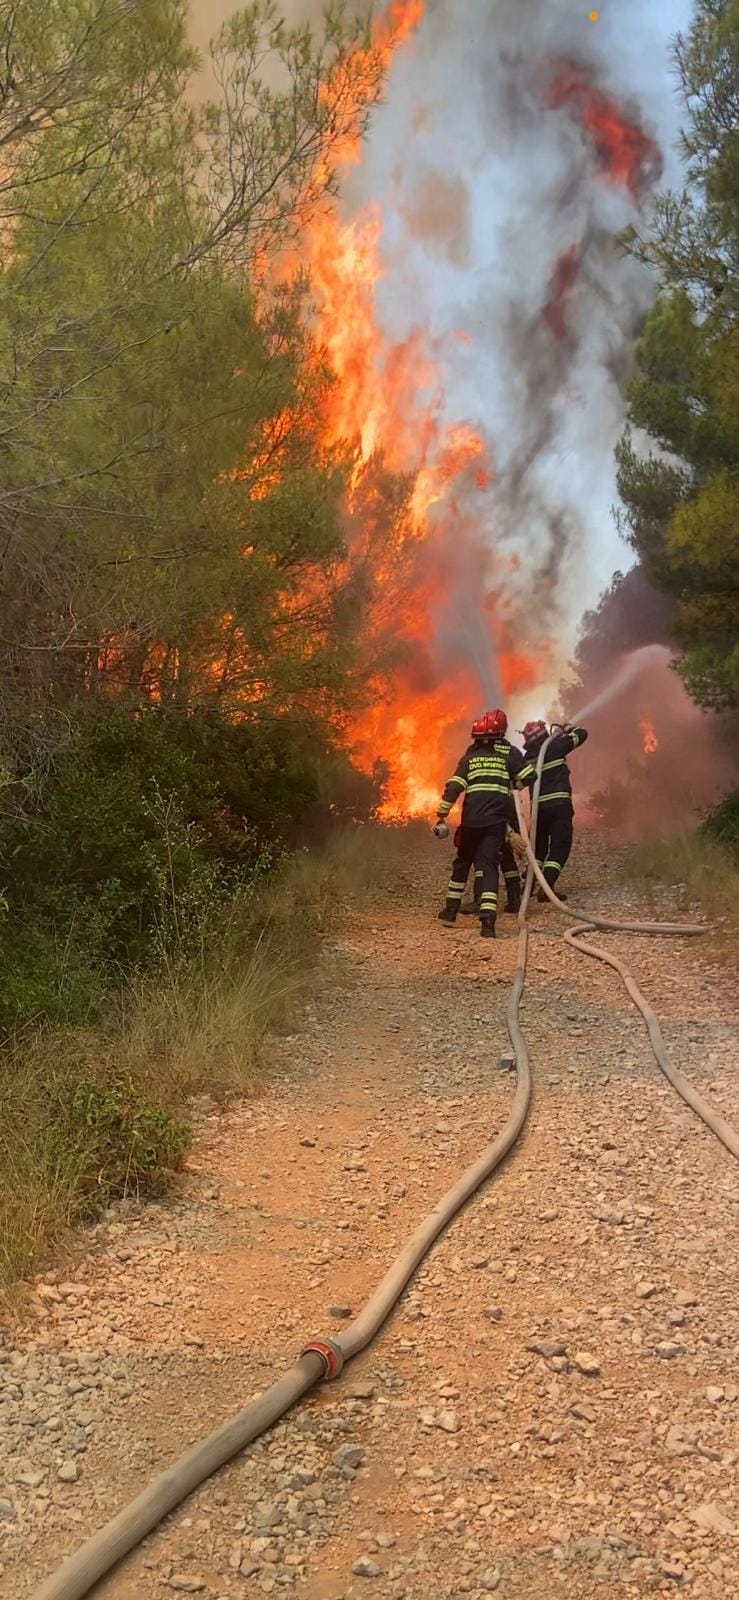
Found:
[0,0,389,758]
[617,0,739,709]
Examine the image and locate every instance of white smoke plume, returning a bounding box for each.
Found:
[336,0,694,718]
[188,1,706,798]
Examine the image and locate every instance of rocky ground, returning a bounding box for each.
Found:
[1,829,738,1600]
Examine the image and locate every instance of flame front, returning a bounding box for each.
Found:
[640,718,658,755]
[296,1,547,816]
[93,3,671,825]
[290,12,665,815]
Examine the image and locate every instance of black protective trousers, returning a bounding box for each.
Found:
[534,800,574,887]
[472,836,520,908]
[444,822,505,921]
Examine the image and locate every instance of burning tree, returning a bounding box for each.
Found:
[0,0,396,763]
[0,0,425,1003]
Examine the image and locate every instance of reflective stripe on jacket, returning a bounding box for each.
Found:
[438,738,536,828]
[523,726,588,806]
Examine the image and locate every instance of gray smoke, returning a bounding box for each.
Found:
[556,570,739,833]
[338,0,692,711]
[187,0,693,722]
[433,599,501,707]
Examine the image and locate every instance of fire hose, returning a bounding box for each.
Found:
[31,1003,534,1600]
[31,724,739,1600]
[514,729,739,1164]
[515,732,739,1158]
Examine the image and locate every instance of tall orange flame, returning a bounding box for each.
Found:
[115,10,666,826]
[248,20,665,815]
[292,0,549,816]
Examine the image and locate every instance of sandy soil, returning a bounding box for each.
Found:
[1,828,738,1600]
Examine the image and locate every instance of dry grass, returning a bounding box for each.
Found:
[0,1079,89,1296]
[0,824,412,1301]
[0,1033,189,1300]
[120,821,415,1100]
[120,930,303,1102]
[628,831,739,930]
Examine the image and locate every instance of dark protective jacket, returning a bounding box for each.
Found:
[438,737,536,829]
[455,794,520,849]
[523,726,588,807]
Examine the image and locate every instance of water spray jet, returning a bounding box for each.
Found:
[567,643,672,726]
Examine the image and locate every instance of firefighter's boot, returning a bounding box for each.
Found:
[438,906,458,925]
[480,915,496,939]
[537,870,566,908]
[505,879,522,915]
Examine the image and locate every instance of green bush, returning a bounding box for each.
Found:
[0,1048,190,1294]
[54,1076,190,1203]
[699,789,739,854]
[0,822,410,1297]
[0,923,105,1029]
[0,708,385,1003]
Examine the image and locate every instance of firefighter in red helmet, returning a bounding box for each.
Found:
[521,718,589,900]
[434,710,536,938]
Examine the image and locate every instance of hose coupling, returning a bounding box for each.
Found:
[300,1338,345,1381]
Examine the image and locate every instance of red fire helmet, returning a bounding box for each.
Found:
[522,719,547,743]
[471,709,508,739]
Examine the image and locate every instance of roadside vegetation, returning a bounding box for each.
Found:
[0,0,416,1301]
[628,793,739,930]
[0,822,414,1299]
[617,0,739,715]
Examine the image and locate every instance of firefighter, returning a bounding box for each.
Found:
[460,794,522,915]
[434,710,536,938]
[521,718,589,901]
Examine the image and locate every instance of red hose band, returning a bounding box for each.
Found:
[300,1338,345,1380]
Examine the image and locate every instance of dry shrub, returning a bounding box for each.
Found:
[628,832,739,930]
[0,824,414,1300]
[119,822,415,1099]
[0,1038,189,1298]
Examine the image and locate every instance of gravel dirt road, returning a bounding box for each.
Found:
[2,829,738,1600]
